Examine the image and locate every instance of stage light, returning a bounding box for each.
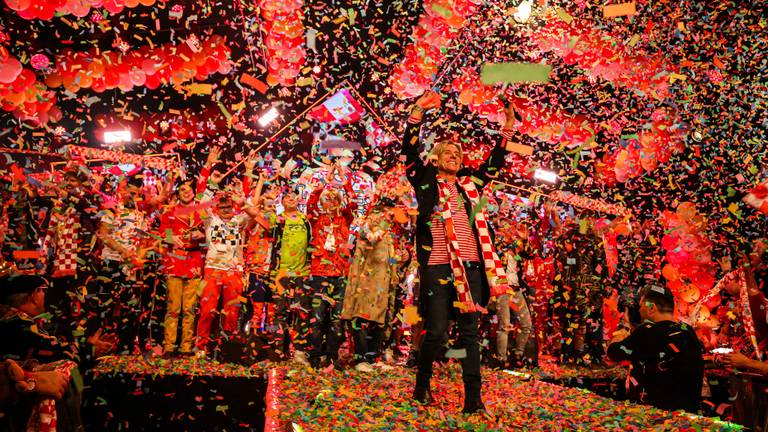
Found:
[103,129,132,144]
[513,0,532,23]
[533,168,558,183]
[258,107,279,127]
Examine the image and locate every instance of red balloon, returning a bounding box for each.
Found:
[144,73,160,89]
[48,107,63,123]
[103,69,120,88]
[91,79,107,93]
[0,57,23,83]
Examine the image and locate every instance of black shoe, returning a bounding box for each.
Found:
[412,387,433,406]
[462,400,486,415]
[405,351,419,369]
[486,356,503,370]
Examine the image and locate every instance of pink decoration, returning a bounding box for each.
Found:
[530,13,673,99]
[30,54,50,70]
[660,202,717,315]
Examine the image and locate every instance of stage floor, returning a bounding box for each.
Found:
[87,355,268,431]
[266,363,742,431]
[87,355,742,431]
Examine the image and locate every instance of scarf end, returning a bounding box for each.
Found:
[454,301,483,314]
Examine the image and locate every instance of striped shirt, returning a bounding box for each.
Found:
[428,182,480,265]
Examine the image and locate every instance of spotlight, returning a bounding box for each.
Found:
[533,168,558,183]
[103,129,132,144]
[513,0,532,23]
[258,107,279,127]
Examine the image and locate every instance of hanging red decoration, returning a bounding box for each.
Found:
[531,11,673,99]
[260,0,306,87]
[4,0,164,21]
[45,35,231,93]
[0,48,57,125]
[659,202,717,317]
[390,0,482,99]
[451,69,596,146]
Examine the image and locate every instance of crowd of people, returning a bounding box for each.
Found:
[1,92,767,428]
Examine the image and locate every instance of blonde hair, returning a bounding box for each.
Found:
[429,140,463,164]
[320,188,342,205]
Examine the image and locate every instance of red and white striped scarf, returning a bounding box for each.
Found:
[437,176,509,313]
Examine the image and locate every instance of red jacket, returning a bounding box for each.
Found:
[158,204,206,278]
[307,182,357,277]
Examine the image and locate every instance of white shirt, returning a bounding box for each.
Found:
[100,206,148,262]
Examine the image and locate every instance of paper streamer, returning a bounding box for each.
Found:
[264,367,286,432]
[550,190,631,217]
[67,145,178,171]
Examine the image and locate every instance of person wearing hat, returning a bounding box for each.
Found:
[1,273,116,363]
[0,274,99,432]
[607,284,704,413]
[0,274,73,364]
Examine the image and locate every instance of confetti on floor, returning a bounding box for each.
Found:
[93,354,268,378]
[270,363,742,432]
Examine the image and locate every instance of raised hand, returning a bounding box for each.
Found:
[205,146,222,168]
[503,102,519,130]
[243,155,257,174]
[414,90,442,111]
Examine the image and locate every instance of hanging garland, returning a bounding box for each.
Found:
[44,35,231,93]
[550,190,631,217]
[4,0,162,21]
[67,145,179,171]
[260,0,306,87]
[0,47,58,125]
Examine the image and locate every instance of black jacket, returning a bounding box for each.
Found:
[401,117,509,307]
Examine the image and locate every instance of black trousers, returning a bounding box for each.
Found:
[49,275,86,344]
[307,276,346,362]
[93,260,144,354]
[273,276,310,354]
[350,318,384,364]
[416,263,483,405]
